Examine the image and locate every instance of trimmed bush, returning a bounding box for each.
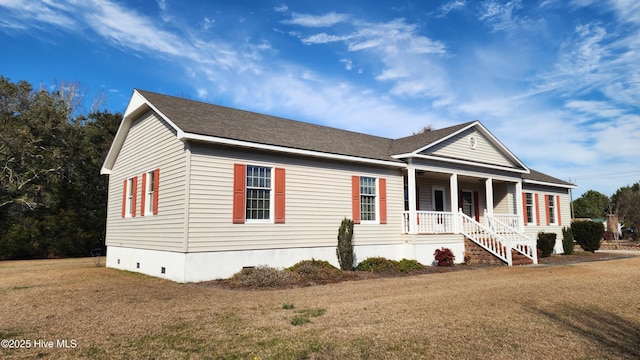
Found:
[434,247,455,267]
[356,257,398,272]
[228,266,300,288]
[287,259,343,282]
[562,227,574,255]
[537,232,557,258]
[396,259,424,273]
[336,218,355,271]
[571,221,604,252]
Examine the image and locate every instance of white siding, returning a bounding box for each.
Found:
[105,111,186,251]
[493,182,516,214]
[424,128,518,168]
[186,145,405,252]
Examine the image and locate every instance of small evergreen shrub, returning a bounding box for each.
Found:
[287,259,342,281]
[228,266,300,288]
[336,218,355,271]
[434,247,455,267]
[562,227,574,255]
[396,258,424,273]
[537,232,556,258]
[356,257,399,272]
[571,221,604,253]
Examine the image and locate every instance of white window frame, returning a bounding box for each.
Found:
[126,177,134,218]
[245,164,274,224]
[548,195,556,225]
[144,170,156,216]
[461,190,474,218]
[360,176,379,224]
[525,192,535,225]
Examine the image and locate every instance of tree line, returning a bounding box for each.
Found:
[1,76,120,259]
[572,185,640,237]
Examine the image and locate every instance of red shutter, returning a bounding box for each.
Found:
[473,191,480,222]
[522,192,528,226]
[122,179,127,218]
[274,168,285,224]
[140,172,147,216]
[556,195,562,225]
[535,194,540,226]
[545,194,550,226]
[131,176,138,217]
[379,178,387,224]
[352,176,360,224]
[152,168,160,215]
[233,164,246,224]
[415,186,420,210]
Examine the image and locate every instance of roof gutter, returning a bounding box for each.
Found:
[178,132,407,168]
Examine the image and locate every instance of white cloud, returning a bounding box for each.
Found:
[282,12,348,27]
[274,4,288,13]
[433,1,466,17]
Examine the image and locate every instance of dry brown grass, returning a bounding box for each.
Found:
[1,255,639,359]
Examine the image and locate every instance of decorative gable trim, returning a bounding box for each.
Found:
[392,121,530,174]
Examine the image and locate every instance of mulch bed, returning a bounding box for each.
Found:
[202,249,638,290]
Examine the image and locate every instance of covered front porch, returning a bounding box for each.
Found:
[400,167,536,265]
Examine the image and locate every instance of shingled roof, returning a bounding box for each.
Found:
[524,169,574,187]
[104,89,573,187]
[139,90,398,163]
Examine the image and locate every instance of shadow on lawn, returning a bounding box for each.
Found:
[535,304,640,359]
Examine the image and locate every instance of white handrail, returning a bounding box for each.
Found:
[485,210,538,264]
[459,211,512,265]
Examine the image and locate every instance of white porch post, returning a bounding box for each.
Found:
[408,166,418,235]
[485,178,494,217]
[450,173,459,233]
[515,180,524,232]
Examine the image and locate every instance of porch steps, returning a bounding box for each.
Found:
[464,238,534,266]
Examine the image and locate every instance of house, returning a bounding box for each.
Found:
[101,90,576,283]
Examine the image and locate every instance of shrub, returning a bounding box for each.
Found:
[287,259,343,282]
[537,232,556,258]
[434,247,455,267]
[396,258,424,273]
[562,227,574,255]
[228,266,300,288]
[356,257,398,272]
[571,221,604,252]
[336,218,355,271]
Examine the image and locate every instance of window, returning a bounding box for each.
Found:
[461,190,473,218]
[351,176,387,224]
[547,195,556,224]
[360,176,377,221]
[233,164,285,224]
[525,193,534,224]
[246,165,272,221]
[127,178,134,216]
[122,169,159,219]
[141,169,159,216]
[122,176,137,218]
[146,170,155,214]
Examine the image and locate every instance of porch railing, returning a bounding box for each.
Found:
[486,211,537,264]
[402,210,538,266]
[491,213,521,232]
[402,211,456,234]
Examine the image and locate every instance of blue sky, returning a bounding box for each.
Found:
[1,0,639,198]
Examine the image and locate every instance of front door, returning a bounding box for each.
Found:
[432,186,445,231]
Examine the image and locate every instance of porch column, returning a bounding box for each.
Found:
[485,178,494,217]
[450,173,459,233]
[407,167,418,235]
[515,180,524,232]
